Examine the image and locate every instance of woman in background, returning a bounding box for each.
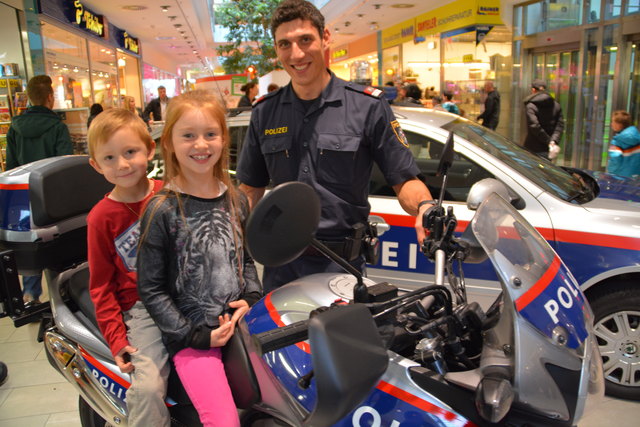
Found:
[237,82,258,108]
[125,96,144,120]
[87,103,104,129]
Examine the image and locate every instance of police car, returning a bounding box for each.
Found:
[226,106,640,400]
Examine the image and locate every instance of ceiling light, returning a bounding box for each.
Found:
[344,21,351,27]
[122,5,147,11]
[161,5,170,12]
[174,24,182,28]
[373,4,382,9]
[391,3,415,8]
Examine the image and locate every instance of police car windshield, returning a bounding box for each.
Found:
[441,120,591,204]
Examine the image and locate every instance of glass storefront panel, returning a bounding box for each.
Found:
[87,41,118,108]
[580,28,599,170]
[514,6,523,37]
[142,63,179,105]
[627,41,640,124]
[382,46,401,85]
[548,0,582,30]
[604,0,622,19]
[117,50,141,109]
[587,0,602,23]
[525,2,544,35]
[42,22,91,109]
[596,24,619,169]
[626,0,640,14]
[533,53,545,80]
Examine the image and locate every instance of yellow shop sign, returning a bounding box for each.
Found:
[415,0,502,38]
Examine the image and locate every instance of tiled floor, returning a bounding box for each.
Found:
[2,309,640,426]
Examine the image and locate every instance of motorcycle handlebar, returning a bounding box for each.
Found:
[252,319,309,356]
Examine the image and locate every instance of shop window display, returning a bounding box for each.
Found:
[88,41,118,109]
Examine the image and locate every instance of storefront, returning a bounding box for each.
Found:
[329,34,379,85]
[512,0,640,170]
[0,1,30,171]
[142,63,180,105]
[34,0,142,110]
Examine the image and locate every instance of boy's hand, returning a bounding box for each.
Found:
[210,314,233,347]
[228,300,249,328]
[115,346,137,373]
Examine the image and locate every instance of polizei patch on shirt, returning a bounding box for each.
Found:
[391,120,409,148]
[115,220,140,272]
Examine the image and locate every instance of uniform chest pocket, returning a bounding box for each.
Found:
[259,135,294,184]
[316,134,361,186]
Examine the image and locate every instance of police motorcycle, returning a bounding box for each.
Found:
[0,131,603,426]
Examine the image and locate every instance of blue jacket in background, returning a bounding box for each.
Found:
[607,125,640,178]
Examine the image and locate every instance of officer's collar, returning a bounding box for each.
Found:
[281,70,342,106]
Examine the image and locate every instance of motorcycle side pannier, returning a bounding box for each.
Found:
[0,156,112,274]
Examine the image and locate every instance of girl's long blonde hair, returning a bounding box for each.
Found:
[143,90,245,278]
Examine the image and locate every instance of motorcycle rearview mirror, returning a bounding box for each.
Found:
[246,182,320,267]
[304,304,388,427]
[246,182,369,302]
[436,131,455,207]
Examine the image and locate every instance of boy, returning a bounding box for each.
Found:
[607,110,640,178]
[87,109,169,427]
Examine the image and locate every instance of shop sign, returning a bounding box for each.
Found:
[0,79,21,89]
[115,29,140,55]
[381,19,415,49]
[331,47,349,62]
[73,1,105,37]
[415,0,502,38]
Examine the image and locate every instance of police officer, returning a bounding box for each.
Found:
[237,0,434,292]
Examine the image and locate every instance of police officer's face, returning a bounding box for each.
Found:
[274,19,330,98]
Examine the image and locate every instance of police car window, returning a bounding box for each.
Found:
[369,130,494,202]
[228,124,247,172]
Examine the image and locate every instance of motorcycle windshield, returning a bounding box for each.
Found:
[470,193,590,350]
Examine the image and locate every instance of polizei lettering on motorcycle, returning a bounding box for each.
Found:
[90,367,127,402]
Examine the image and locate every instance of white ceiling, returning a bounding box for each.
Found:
[76,0,515,72]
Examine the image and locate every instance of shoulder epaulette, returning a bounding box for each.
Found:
[254,88,280,105]
[347,85,384,98]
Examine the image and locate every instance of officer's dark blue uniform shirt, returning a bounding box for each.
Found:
[236,72,421,240]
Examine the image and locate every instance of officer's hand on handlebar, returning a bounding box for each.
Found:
[415,202,437,243]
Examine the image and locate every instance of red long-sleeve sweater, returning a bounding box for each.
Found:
[87,180,163,357]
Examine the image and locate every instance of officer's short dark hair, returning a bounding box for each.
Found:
[531,79,546,91]
[271,0,325,40]
[27,75,53,106]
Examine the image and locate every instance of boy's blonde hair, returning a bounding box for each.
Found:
[612,110,631,129]
[87,108,154,160]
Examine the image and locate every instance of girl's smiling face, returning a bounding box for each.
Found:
[171,108,225,185]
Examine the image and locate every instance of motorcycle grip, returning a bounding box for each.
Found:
[252,320,309,355]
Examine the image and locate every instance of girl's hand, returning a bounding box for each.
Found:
[228,300,250,328]
[210,314,233,347]
[115,345,137,373]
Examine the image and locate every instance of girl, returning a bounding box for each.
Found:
[137,90,262,427]
[125,95,144,120]
[237,82,258,107]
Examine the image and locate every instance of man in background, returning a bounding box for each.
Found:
[6,74,73,304]
[477,81,500,130]
[523,79,564,160]
[143,86,170,123]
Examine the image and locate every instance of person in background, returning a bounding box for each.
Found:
[87,109,169,427]
[5,75,74,305]
[477,81,500,131]
[0,361,7,387]
[267,83,280,93]
[87,103,104,129]
[125,96,144,120]
[523,79,564,160]
[238,82,258,107]
[431,95,445,111]
[394,84,423,107]
[138,90,261,427]
[442,91,460,115]
[236,0,434,292]
[143,86,170,123]
[607,110,640,178]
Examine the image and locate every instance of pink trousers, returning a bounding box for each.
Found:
[173,347,239,427]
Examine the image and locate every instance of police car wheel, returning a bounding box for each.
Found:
[590,282,640,400]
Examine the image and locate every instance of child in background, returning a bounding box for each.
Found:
[137,90,262,427]
[86,109,169,426]
[607,110,640,178]
[442,91,460,115]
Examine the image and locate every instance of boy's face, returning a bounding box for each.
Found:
[90,127,154,189]
[612,120,624,133]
